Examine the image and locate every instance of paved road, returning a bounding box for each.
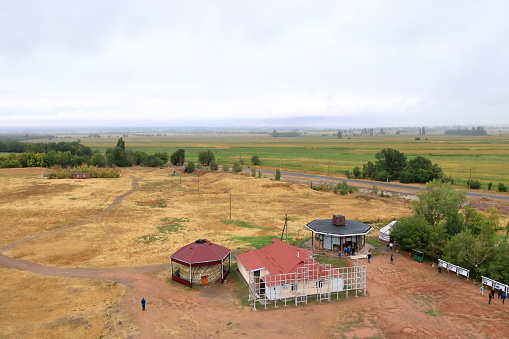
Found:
[251,169,509,202]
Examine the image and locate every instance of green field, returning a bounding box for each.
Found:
[29,132,509,188]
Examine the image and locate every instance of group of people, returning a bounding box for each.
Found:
[486,287,507,305]
[338,245,356,257]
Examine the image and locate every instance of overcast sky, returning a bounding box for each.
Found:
[1,1,508,129]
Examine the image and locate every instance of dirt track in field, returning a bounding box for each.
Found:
[1,168,509,338]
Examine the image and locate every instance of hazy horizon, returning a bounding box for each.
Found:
[1,1,508,129]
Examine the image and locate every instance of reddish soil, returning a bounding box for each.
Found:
[2,246,509,338]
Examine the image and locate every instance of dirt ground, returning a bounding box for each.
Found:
[1,167,509,338]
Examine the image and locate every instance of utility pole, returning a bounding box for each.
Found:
[280,215,289,243]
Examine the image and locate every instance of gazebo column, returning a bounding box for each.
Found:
[189,263,193,287]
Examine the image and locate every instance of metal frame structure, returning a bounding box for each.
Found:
[248,258,367,310]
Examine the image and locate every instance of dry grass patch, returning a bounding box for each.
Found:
[1,168,412,268]
[0,268,124,339]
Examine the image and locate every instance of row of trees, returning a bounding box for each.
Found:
[0,138,170,169]
[391,180,509,282]
[444,126,488,136]
[354,148,443,183]
[0,140,92,155]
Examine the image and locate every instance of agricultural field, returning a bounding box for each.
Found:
[2,166,509,338]
[30,132,509,188]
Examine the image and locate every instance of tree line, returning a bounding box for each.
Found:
[349,148,443,183]
[391,180,509,283]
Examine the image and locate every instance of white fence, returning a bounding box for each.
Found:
[438,259,470,281]
[482,276,509,293]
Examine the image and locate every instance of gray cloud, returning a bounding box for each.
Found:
[1,0,508,128]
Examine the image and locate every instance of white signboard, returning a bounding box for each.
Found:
[482,277,509,293]
[438,259,470,281]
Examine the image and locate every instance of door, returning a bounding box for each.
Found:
[201,275,209,284]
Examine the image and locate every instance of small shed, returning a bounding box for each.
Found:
[170,239,231,287]
[73,173,90,179]
[305,214,372,252]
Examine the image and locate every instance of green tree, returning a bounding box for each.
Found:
[399,156,442,183]
[198,150,215,166]
[222,164,229,172]
[170,149,185,166]
[251,168,256,177]
[374,148,407,181]
[275,169,281,181]
[154,151,169,163]
[482,246,509,284]
[116,137,125,151]
[391,214,447,258]
[442,230,494,278]
[499,183,508,192]
[90,152,106,167]
[337,131,343,139]
[411,179,467,227]
[251,155,261,166]
[352,166,361,179]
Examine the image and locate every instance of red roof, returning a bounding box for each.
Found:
[237,239,342,287]
[171,239,231,264]
[236,238,313,274]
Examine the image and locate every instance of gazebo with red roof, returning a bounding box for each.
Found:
[170,239,232,287]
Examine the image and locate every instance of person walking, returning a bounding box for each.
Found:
[367,253,372,263]
[389,242,393,251]
[489,292,494,304]
[437,266,442,274]
[141,297,146,311]
[502,292,507,305]
[479,285,484,296]
[390,254,394,265]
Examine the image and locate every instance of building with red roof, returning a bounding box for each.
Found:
[236,238,344,301]
[170,239,231,287]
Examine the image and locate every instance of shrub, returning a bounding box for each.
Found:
[370,184,379,194]
[488,182,493,190]
[344,170,352,179]
[251,155,261,166]
[469,180,481,189]
[209,161,218,171]
[275,169,281,181]
[232,162,242,173]
[499,183,508,192]
[251,168,256,177]
[184,162,195,173]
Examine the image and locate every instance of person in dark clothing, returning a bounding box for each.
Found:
[502,293,507,305]
[437,266,442,274]
[390,255,394,264]
[141,297,146,311]
[367,253,372,263]
[498,289,503,299]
